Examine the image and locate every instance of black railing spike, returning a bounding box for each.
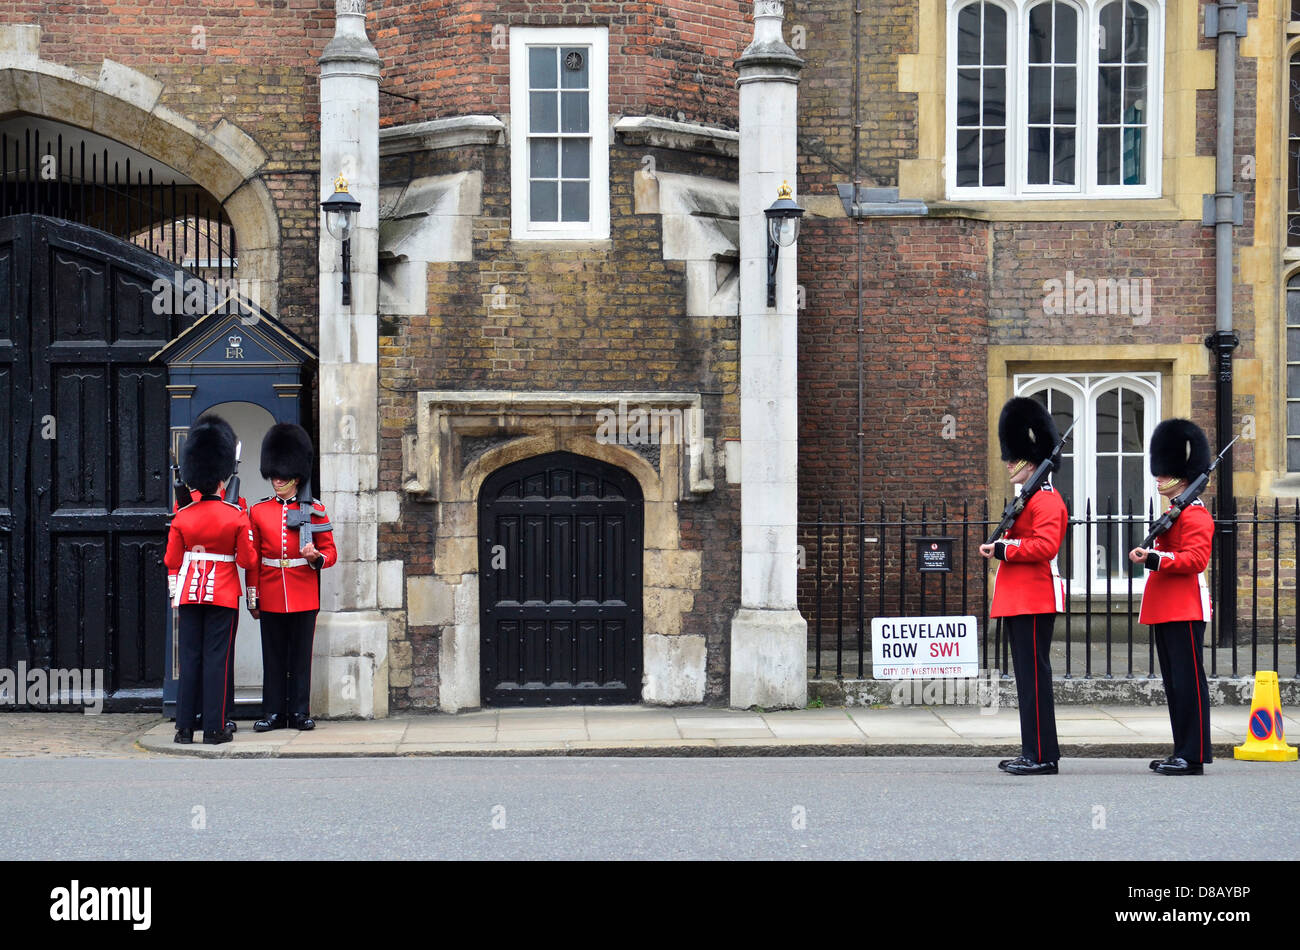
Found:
[54,133,62,220]
[147,167,155,254]
[1124,497,1133,678]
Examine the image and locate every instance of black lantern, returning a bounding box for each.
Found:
[764,180,805,308]
[321,174,361,307]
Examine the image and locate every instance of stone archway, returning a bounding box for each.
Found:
[0,29,282,313]
[402,390,714,712]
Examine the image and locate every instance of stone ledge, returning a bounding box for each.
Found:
[379,115,505,155]
[614,115,739,157]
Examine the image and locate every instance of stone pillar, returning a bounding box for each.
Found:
[314,0,388,718]
[729,0,806,709]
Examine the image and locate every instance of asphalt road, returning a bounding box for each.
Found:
[0,756,1296,861]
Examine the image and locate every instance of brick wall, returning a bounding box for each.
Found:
[372,0,749,131]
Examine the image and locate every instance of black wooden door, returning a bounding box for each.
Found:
[479,451,643,705]
[1,215,179,702]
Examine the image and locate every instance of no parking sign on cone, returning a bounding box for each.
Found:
[1234,671,1298,762]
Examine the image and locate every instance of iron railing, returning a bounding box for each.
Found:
[0,128,237,284]
[800,498,1300,681]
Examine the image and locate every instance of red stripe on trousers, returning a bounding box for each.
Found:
[221,612,237,726]
[1189,621,1204,762]
[1033,616,1041,762]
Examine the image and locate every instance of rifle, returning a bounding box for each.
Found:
[1139,434,1239,548]
[986,419,1077,546]
[224,440,242,505]
[171,450,191,512]
[284,476,333,556]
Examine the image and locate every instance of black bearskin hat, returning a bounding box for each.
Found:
[195,412,237,454]
[181,416,237,495]
[260,422,314,485]
[998,397,1060,469]
[1149,419,1211,482]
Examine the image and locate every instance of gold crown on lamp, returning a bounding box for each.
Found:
[334,175,350,193]
[776,180,793,200]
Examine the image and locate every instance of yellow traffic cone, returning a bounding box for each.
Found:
[1233,671,1298,762]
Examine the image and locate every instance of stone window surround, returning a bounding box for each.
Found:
[900,0,1213,220]
[401,390,715,712]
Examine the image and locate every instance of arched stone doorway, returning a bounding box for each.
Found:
[477,451,644,705]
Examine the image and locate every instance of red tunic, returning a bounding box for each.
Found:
[165,497,258,608]
[1139,500,1214,624]
[989,483,1068,618]
[247,495,337,613]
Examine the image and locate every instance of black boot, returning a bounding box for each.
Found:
[254,713,287,732]
[174,728,194,745]
[202,729,234,745]
[288,713,315,731]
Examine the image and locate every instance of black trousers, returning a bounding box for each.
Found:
[176,604,238,735]
[190,631,237,730]
[1153,620,1213,764]
[1006,613,1061,763]
[261,610,318,718]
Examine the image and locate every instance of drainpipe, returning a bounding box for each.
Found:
[1203,3,1246,646]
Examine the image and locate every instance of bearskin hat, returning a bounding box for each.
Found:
[195,412,238,454]
[998,397,1060,469]
[181,415,237,495]
[260,422,314,485]
[1149,419,1211,482]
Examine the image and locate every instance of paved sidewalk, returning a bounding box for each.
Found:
[134,704,1288,759]
[0,713,161,758]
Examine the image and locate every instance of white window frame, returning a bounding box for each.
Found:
[509,26,610,241]
[1014,372,1161,594]
[946,0,1164,200]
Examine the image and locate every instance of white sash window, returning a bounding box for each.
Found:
[948,0,1162,199]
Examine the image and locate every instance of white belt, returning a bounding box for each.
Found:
[263,557,309,568]
[173,552,237,607]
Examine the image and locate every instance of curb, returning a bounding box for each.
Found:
[136,736,1245,760]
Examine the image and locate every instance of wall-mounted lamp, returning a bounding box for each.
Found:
[321,174,361,307]
[764,180,805,308]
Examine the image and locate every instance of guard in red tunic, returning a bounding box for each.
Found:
[1128,419,1215,776]
[164,416,258,745]
[174,413,248,736]
[248,423,336,732]
[980,397,1068,776]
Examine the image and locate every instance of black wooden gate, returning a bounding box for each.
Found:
[0,214,182,705]
[479,451,643,705]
